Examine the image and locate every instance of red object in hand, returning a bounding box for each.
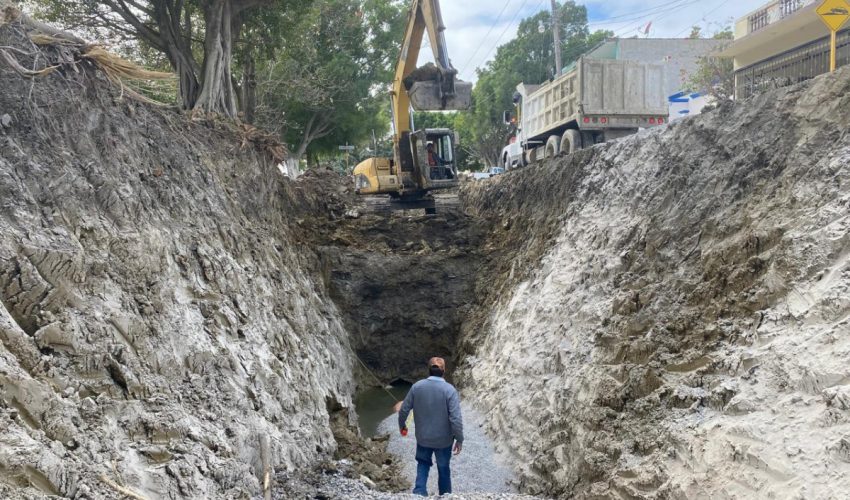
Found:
[400,428,408,437]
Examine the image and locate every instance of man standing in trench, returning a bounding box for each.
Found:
[398,357,464,496]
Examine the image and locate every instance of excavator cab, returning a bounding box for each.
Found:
[410,129,458,189]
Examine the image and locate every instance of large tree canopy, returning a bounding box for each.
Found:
[255,0,405,168]
[31,0,306,117]
[459,1,611,167]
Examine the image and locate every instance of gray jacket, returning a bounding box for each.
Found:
[398,376,463,449]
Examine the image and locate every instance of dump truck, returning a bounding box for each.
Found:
[501,57,668,169]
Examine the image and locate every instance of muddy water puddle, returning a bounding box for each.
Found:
[355,382,411,438]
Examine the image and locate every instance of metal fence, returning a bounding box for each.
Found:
[780,0,805,17]
[749,8,770,33]
[735,28,850,99]
[745,0,815,36]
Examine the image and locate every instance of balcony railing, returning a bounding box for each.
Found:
[780,0,805,17]
[741,0,816,36]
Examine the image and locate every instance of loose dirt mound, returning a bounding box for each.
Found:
[459,70,850,498]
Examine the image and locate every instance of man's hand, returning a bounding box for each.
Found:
[453,442,462,456]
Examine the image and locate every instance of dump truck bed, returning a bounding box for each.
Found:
[522,58,668,140]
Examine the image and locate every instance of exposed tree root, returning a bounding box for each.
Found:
[1,2,172,105]
[0,46,57,77]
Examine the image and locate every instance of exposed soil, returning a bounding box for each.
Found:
[457,69,850,498]
[0,21,360,499]
[301,194,487,384]
[3,8,850,500]
[0,18,485,499]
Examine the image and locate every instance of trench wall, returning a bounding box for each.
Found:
[312,209,486,384]
[459,69,850,498]
[0,26,356,499]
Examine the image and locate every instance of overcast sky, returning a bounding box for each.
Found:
[427,0,769,82]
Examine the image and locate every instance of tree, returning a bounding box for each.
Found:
[255,0,405,173]
[688,26,702,39]
[687,27,735,104]
[459,1,611,166]
[30,0,302,117]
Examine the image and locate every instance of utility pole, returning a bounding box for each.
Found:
[550,0,563,76]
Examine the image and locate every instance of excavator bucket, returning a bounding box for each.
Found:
[409,80,473,111]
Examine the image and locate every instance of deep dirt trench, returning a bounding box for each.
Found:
[307,204,487,385]
[3,15,850,500]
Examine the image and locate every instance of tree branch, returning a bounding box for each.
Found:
[15,9,85,44]
[309,117,334,141]
[122,0,155,17]
[232,0,274,15]
[101,0,165,50]
[165,0,182,35]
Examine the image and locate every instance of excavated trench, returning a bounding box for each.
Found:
[316,208,486,385]
[3,15,850,500]
[304,203,488,436]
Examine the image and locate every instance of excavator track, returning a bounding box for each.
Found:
[355,193,460,215]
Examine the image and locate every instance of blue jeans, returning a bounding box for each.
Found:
[413,444,453,496]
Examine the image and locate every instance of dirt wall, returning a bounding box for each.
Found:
[0,25,356,499]
[458,69,850,498]
[308,206,486,384]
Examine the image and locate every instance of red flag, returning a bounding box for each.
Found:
[644,21,653,35]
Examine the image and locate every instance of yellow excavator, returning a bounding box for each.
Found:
[352,0,472,214]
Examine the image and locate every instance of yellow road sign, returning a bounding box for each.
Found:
[817,0,850,32]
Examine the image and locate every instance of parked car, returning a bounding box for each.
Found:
[470,167,505,181]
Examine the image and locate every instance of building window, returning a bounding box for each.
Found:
[749,8,770,33]
[781,0,804,18]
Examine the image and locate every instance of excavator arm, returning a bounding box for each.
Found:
[392,0,472,141]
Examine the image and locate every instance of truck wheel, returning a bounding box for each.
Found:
[525,148,537,165]
[561,130,582,154]
[545,135,561,159]
[503,154,511,170]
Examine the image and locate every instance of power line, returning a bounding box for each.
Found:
[613,0,702,37]
[458,0,514,76]
[463,0,546,77]
[587,0,693,26]
[673,0,735,37]
[612,0,701,37]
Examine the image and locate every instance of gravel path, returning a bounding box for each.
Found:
[276,403,547,499]
[275,464,544,500]
[377,404,524,497]
[304,472,543,500]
